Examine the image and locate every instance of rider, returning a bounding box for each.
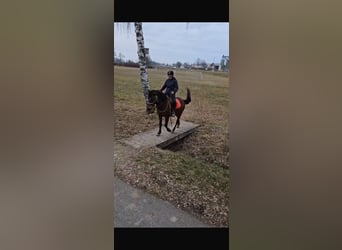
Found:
[160,70,178,117]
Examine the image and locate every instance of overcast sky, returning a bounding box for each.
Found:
[114,22,229,65]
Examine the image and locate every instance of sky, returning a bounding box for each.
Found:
[114,22,229,65]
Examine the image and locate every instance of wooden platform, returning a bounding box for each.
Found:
[121,120,200,149]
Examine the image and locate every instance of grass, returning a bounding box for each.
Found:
[114,66,230,227]
[135,147,229,226]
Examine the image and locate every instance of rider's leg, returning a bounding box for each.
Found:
[171,95,176,116]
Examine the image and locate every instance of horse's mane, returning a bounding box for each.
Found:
[150,90,167,104]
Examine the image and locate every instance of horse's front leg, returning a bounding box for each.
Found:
[157,115,162,136]
[165,115,171,132]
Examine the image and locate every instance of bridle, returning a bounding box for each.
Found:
[146,101,156,113]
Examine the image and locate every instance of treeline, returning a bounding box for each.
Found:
[114,60,140,68]
[113,51,229,71]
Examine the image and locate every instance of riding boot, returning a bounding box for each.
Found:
[171,103,176,117]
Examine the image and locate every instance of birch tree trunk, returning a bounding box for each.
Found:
[134,22,151,113]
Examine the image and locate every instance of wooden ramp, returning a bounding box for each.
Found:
[121,120,200,149]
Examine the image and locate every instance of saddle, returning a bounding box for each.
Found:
[167,96,181,110]
[175,98,181,109]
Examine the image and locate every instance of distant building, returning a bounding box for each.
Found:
[206,63,219,71]
[219,55,229,72]
[191,65,206,70]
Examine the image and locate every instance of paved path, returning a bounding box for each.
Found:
[114,177,210,227]
[120,120,200,149]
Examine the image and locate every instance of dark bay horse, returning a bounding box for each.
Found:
[147,88,191,136]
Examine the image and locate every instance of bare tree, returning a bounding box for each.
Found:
[115,22,152,113]
[134,22,152,113]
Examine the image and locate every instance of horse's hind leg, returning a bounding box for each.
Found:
[165,116,171,132]
[157,115,162,136]
[177,111,184,128]
[172,117,180,133]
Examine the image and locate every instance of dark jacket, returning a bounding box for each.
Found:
[160,77,178,97]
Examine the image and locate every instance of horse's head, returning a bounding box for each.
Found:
[148,90,159,104]
[146,90,159,114]
[146,104,155,114]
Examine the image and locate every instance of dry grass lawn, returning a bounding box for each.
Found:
[114,66,229,227]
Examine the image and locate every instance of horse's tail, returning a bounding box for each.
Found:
[184,88,191,105]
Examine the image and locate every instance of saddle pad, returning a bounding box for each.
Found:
[176,98,181,109]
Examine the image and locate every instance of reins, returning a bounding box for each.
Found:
[157,99,170,114]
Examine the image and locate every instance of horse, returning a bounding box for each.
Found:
[147,88,191,136]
